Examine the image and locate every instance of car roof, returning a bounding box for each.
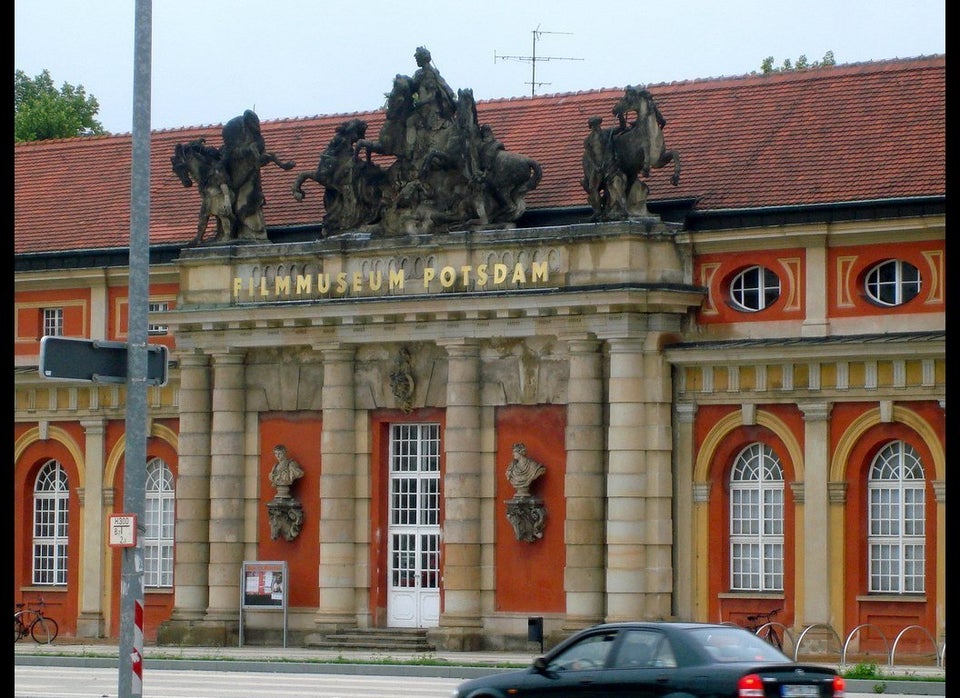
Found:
[583,621,731,631]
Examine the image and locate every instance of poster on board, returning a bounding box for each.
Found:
[242,561,286,608]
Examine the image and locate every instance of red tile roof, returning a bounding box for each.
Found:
[14,56,944,255]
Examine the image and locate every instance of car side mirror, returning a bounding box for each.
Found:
[533,657,549,673]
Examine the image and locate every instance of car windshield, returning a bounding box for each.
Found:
[690,627,790,663]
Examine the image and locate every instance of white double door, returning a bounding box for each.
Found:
[387,423,441,628]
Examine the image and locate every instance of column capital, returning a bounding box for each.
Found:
[314,343,356,361]
[560,330,598,343]
[932,480,945,503]
[437,339,481,357]
[828,481,848,504]
[79,417,107,434]
[789,481,805,504]
[799,401,832,421]
[174,350,211,368]
[209,349,246,365]
[675,402,697,422]
[604,336,646,354]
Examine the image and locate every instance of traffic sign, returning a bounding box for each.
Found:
[109,514,137,547]
[39,336,168,386]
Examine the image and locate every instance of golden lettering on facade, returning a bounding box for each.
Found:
[232,261,549,300]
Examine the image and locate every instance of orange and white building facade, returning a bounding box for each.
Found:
[14,56,944,656]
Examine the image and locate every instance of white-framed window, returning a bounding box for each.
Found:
[730,266,780,312]
[32,460,69,585]
[148,301,170,336]
[865,260,921,306]
[729,443,784,591]
[42,307,64,337]
[868,441,925,593]
[144,458,175,588]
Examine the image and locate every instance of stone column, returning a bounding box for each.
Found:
[315,344,357,629]
[435,339,483,649]
[76,418,106,637]
[205,350,246,626]
[671,402,697,621]
[165,352,213,630]
[605,335,673,621]
[562,336,606,632]
[799,401,831,624]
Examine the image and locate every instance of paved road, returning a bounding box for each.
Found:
[14,665,464,698]
[14,664,941,698]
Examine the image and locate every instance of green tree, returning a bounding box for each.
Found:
[14,69,105,142]
[760,51,836,74]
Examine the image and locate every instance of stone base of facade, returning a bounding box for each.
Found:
[428,625,485,651]
[75,612,105,639]
[156,619,237,647]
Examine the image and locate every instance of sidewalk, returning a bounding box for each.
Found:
[14,637,535,665]
[15,637,945,680]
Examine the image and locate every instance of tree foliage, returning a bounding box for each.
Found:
[14,69,105,142]
[760,51,836,74]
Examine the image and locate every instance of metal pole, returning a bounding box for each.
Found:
[119,2,151,697]
[531,29,537,97]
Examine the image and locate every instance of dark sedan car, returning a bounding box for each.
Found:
[452,621,845,697]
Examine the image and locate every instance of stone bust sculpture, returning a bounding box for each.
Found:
[269,444,304,500]
[505,442,546,498]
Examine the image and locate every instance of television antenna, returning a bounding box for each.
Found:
[495,25,584,97]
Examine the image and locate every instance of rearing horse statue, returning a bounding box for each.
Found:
[583,85,680,221]
[171,110,295,246]
[171,138,235,246]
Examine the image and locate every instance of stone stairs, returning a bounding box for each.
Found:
[304,627,435,653]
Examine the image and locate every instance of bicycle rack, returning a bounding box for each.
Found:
[890,624,941,668]
[794,623,843,663]
[754,621,794,654]
[840,623,889,671]
[722,617,941,667]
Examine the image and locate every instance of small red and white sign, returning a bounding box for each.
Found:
[109,514,137,547]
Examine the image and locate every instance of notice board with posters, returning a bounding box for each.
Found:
[239,561,287,647]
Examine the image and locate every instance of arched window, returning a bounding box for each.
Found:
[144,458,175,588]
[33,460,69,585]
[729,443,784,591]
[868,441,925,593]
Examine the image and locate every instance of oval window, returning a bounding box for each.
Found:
[864,260,921,306]
[730,265,780,312]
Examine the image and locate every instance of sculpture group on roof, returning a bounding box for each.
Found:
[172,48,680,243]
[171,109,295,245]
[295,46,544,236]
[581,85,681,222]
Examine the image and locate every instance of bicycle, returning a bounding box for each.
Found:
[14,598,59,644]
[745,607,783,651]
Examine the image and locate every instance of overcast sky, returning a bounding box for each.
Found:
[14,0,945,135]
